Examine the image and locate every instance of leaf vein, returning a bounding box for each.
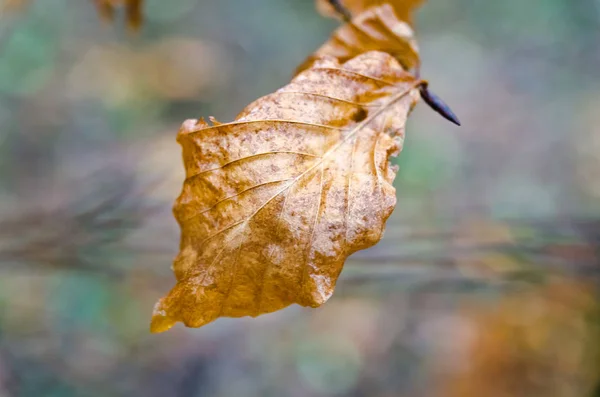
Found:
[299,163,325,298]
[181,119,344,137]
[181,178,295,223]
[308,67,396,86]
[269,91,374,107]
[187,151,321,180]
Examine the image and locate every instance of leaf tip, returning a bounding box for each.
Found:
[150,301,176,334]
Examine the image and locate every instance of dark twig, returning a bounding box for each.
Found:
[418,82,461,126]
[326,0,352,22]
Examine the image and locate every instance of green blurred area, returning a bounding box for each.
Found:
[0,1,599,396]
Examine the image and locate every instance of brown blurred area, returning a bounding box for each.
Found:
[0,1,599,396]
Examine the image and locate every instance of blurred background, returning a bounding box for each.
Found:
[0,0,599,396]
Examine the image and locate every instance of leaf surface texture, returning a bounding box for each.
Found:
[299,4,420,75]
[151,51,419,332]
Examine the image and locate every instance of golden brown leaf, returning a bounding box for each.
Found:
[94,0,143,30]
[316,0,424,25]
[151,51,420,332]
[298,4,420,75]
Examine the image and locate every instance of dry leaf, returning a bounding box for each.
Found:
[94,0,143,30]
[316,0,424,25]
[151,51,420,332]
[298,4,420,75]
